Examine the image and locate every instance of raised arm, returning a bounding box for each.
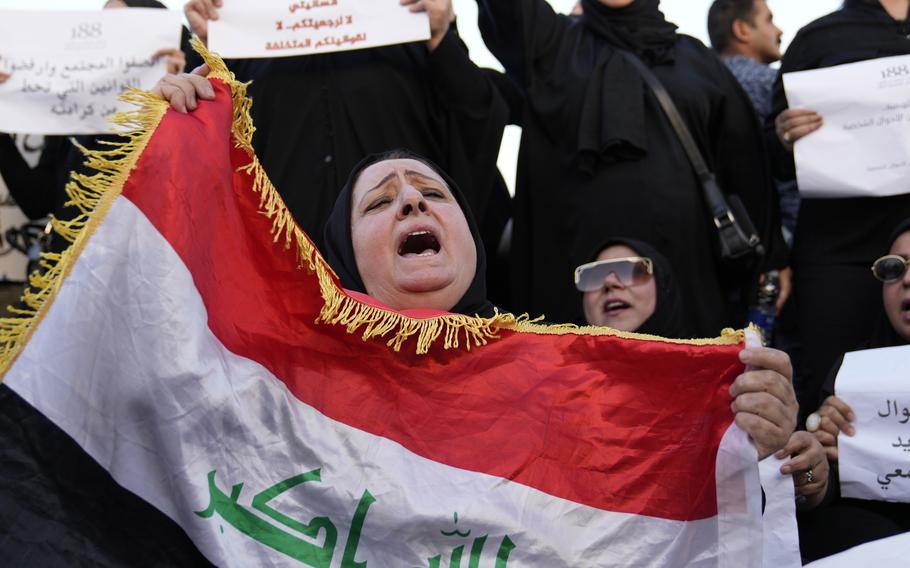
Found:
[475,0,568,88]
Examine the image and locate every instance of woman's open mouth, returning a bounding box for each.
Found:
[602,299,630,315]
[398,230,441,258]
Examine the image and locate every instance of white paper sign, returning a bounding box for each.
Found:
[783,54,910,199]
[208,0,430,59]
[836,345,910,502]
[0,9,182,135]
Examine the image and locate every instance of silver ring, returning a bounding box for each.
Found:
[805,469,815,484]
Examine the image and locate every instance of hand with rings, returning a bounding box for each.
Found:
[775,108,823,152]
[776,431,830,509]
[807,394,855,463]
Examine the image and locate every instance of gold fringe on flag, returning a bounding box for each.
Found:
[0,89,170,376]
[0,39,743,377]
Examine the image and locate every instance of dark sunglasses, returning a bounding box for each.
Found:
[574,257,654,292]
[872,255,909,283]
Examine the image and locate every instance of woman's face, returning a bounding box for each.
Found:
[350,158,477,313]
[103,0,128,8]
[583,244,657,331]
[883,230,910,342]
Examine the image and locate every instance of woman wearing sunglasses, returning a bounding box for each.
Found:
[797,218,910,562]
[576,238,689,338]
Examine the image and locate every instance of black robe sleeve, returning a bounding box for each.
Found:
[475,0,568,88]
[0,134,59,220]
[427,26,511,252]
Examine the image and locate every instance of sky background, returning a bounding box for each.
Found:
[0,0,844,190]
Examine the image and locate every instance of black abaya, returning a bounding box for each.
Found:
[226,28,510,264]
[476,0,786,334]
[769,0,910,416]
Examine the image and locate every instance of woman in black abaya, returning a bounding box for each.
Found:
[768,0,910,418]
[474,0,787,334]
[795,219,910,563]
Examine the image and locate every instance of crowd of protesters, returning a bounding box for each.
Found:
[1,0,910,564]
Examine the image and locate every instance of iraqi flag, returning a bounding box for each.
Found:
[0,49,783,567]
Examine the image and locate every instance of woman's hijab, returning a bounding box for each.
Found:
[565,0,678,173]
[584,237,689,338]
[580,0,678,65]
[323,150,494,318]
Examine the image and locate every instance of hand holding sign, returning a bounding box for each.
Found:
[399,0,453,51]
[774,108,823,153]
[185,0,224,45]
[809,394,856,463]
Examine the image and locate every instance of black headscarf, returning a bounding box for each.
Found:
[580,0,678,64]
[567,0,678,173]
[582,237,690,339]
[323,150,494,318]
[870,218,910,348]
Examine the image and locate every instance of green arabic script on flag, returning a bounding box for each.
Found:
[196,470,517,567]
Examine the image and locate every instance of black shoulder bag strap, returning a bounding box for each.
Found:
[619,51,765,262]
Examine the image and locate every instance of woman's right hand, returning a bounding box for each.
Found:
[808,394,856,463]
[184,0,223,45]
[152,64,214,113]
[775,108,823,152]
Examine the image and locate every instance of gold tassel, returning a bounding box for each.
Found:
[0,90,170,377]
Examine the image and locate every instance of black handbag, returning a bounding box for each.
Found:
[620,51,765,266]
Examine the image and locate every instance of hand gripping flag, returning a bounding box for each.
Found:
[0,45,784,567]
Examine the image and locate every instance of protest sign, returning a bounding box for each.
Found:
[837,345,910,502]
[0,9,181,135]
[784,54,910,199]
[208,0,430,58]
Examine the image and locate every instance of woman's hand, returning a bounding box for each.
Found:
[775,108,823,152]
[808,394,855,463]
[184,0,223,45]
[730,347,798,459]
[400,0,454,52]
[152,48,187,75]
[777,431,829,509]
[152,64,214,113]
